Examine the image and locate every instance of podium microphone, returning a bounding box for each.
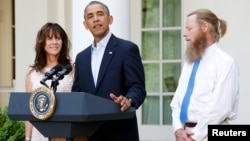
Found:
[52,64,72,82]
[40,65,62,87]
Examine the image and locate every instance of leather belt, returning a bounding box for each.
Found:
[184,122,197,129]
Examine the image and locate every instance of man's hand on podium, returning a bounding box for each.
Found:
[110,93,132,112]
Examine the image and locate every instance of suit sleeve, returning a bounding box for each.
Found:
[71,55,82,92]
[123,43,146,109]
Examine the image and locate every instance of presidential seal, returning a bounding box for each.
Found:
[29,86,56,120]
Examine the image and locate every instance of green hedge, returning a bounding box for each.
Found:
[0,107,25,141]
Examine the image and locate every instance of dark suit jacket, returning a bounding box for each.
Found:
[72,34,146,141]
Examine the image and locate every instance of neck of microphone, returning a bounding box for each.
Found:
[40,64,62,87]
[40,80,49,88]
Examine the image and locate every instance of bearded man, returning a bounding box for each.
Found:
[170,9,239,141]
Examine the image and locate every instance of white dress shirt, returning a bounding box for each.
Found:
[170,43,240,141]
[91,32,112,86]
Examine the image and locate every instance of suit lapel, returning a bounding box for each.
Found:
[95,35,117,89]
[84,47,96,92]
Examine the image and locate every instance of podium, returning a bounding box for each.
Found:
[7,92,135,140]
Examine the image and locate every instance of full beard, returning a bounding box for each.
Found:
[185,32,208,63]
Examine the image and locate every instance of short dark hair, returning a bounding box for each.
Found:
[83,1,110,19]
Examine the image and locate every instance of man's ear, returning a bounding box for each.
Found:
[109,15,113,25]
[202,22,209,32]
[83,21,89,30]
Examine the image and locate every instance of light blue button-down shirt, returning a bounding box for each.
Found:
[91,32,112,86]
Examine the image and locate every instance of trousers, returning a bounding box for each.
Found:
[185,120,229,141]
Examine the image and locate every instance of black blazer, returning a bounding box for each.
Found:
[72,34,146,141]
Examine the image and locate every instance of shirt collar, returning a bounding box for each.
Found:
[202,42,218,61]
[91,31,112,51]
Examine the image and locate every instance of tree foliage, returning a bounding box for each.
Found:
[0,107,25,141]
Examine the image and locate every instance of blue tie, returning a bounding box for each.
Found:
[180,59,200,125]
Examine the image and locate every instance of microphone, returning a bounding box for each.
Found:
[52,64,72,82]
[40,65,62,83]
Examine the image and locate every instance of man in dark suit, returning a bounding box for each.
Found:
[71,1,146,141]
